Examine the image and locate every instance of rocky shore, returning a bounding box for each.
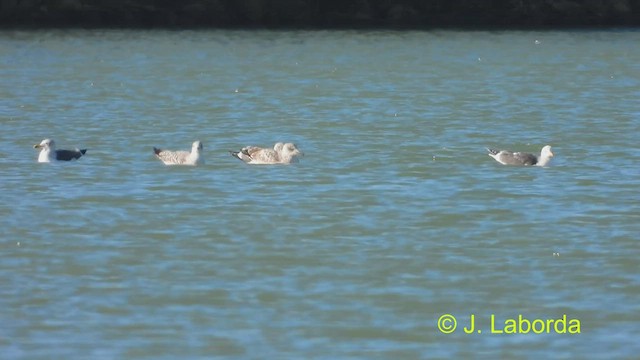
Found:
[1,0,638,28]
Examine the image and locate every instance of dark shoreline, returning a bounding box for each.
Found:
[1,0,639,30]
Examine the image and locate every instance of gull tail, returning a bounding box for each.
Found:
[229,150,242,161]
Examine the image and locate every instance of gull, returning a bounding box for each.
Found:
[230,142,302,164]
[33,138,87,163]
[487,145,554,166]
[153,141,203,166]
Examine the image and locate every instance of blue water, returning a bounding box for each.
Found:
[1,29,639,359]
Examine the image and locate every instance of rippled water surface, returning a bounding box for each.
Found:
[1,29,639,359]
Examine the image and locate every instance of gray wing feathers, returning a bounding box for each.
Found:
[510,152,538,166]
[155,149,190,165]
[55,149,86,161]
[487,148,538,166]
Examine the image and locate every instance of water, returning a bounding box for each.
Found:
[1,29,639,359]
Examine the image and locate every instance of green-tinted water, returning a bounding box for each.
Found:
[1,29,639,358]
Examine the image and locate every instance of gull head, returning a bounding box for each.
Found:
[34,138,55,150]
[282,143,303,157]
[541,145,553,158]
[192,141,203,152]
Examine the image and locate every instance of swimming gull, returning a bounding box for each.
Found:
[153,141,204,166]
[487,145,554,166]
[230,142,302,164]
[33,138,87,163]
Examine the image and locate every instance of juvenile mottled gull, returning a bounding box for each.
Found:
[33,138,87,163]
[153,141,203,166]
[230,142,302,165]
[235,142,284,160]
[487,145,554,166]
